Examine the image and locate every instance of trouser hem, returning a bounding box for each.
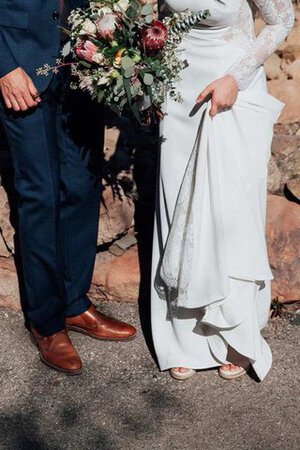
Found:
[65,295,92,318]
[32,315,65,337]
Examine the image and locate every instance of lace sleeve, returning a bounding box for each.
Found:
[228,0,295,90]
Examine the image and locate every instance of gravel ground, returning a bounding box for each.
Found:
[0,303,299,450]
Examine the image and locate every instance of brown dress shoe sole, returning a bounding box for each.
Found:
[39,354,83,376]
[30,334,83,376]
[66,324,137,341]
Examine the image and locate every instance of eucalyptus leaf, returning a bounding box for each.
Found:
[141,4,153,16]
[126,1,141,20]
[97,91,105,103]
[123,76,132,105]
[130,82,142,97]
[145,14,154,24]
[79,60,91,69]
[114,77,124,92]
[120,97,127,109]
[146,84,153,103]
[61,41,71,58]
[124,67,135,78]
[143,73,154,86]
[121,56,135,70]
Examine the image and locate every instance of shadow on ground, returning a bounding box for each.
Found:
[0,306,300,450]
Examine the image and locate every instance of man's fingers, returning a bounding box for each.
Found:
[0,68,40,111]
[16,96,29,111]
[23,90,38,108]
[3,95,12,109]
[27,78,41,102]
[10,96,21,112]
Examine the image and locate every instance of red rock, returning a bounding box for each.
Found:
[90,245,140,303]
[271,134,300,190]
[104,127,120,160]
[98,183,135,245]
[286,25,300,47]
[0,257,20,310]
[266,195,300,302]
[0,235,10,258]
[267,156,281,194]
[265,53,282,80]
[281,45,300,62]
[0,186,15,255]
[268,80,300,124]
[286,177,300,201]
[286,59,300,81]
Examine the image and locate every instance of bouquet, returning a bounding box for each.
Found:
[38,1,209,122]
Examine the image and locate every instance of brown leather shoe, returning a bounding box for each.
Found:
[31,327,83,375]
[65,305,137,341]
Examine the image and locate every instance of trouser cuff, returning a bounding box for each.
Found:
[65,295,92,318]
[32,314,65,337]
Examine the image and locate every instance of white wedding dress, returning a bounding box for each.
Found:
[151,0,294,380]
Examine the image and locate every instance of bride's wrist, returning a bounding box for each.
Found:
[224,74,239,89]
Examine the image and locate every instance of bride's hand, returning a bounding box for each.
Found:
[196,75,239,117]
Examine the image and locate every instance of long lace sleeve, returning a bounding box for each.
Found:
[228,0,295,90]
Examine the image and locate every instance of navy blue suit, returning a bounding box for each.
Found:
[0,0,104,335]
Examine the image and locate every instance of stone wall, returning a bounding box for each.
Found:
[263,3,300,303]
[0,2,299,311]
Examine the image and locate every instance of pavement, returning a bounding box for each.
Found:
[0,302,299,450]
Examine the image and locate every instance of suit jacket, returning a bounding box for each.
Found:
[0,0,87,92]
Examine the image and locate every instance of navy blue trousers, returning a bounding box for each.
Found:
[0,72,104,336]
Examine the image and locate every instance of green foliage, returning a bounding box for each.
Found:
[37,1,210,123]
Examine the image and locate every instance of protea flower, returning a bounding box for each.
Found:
[96,13,120,40]
[76,40,98,62]
[142,21,168,52]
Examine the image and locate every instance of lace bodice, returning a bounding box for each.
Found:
[162,0,295,89]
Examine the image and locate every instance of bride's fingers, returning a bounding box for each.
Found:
[196,85,212,104]
[209,99,219,117]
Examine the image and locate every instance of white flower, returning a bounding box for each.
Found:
[97,6,113,16]
[79,75,93,93]
[79,18,97,36]
[97,70,114,85]
[92,52,105,65]
[113,0,130,13]
[71,18,84,29]
[98,75,111,85]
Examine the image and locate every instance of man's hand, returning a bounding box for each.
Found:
[0,67,41,112]
[196,75,239,117]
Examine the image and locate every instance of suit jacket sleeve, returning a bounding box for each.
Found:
[0,28,19,78]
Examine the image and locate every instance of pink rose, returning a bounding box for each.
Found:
[75,40,98,62]
[142,21,168,52]
[96,13,120,40]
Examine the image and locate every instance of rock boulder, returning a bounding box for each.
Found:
[267,195,300,303]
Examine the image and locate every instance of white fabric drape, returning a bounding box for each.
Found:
[151,4,289,379]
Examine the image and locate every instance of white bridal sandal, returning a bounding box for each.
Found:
[218,364,250,380]
[170,368,196,381]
